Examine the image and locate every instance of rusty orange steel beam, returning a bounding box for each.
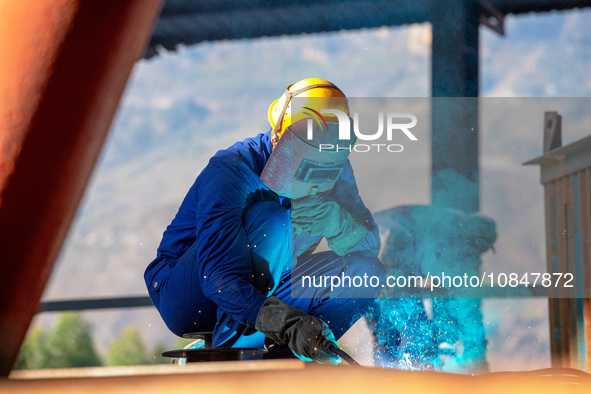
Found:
[0,0,163,375]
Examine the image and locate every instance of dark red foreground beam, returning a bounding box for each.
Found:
[0,0,163,375]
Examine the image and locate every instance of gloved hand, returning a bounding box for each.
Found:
[255,296,340,364]
[291,195,367,256]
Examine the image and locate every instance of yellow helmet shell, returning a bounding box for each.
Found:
[268,78,349,139]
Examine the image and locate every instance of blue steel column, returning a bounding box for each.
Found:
[431,0,480,213]
[430,0,486,372]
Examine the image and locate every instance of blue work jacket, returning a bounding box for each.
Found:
[145,130,380,327]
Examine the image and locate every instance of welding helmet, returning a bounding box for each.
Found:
[268,78,349,145]
[261,117,356,199]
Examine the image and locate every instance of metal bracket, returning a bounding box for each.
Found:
[480,1,505,36]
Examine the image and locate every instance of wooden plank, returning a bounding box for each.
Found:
[556,176,572,367]
[545,180,563,367]
[544,182,562,368]
[580,168,590,297]
[572,171,583,298]
[565,174,582,369]
[562,174,581,369]
[583,168,591,371]
[581,167,591,290]
[570,298,585,370]
[545,181,559,282]
[584,297,591,372]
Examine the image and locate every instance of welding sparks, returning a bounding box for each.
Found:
[369,204,497,373]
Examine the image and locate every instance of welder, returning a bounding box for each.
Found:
[144,78,385,363]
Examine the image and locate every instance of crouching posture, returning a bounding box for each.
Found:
[145,78,384,363]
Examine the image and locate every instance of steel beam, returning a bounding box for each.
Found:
[146,0,591,58]
[0,0,163,375]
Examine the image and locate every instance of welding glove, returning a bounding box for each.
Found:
[255,296,340,364]
[291,195,367,256]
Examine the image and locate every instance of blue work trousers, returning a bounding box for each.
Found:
[151,200,384,348]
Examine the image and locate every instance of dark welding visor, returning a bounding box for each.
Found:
[294,158,345,184]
